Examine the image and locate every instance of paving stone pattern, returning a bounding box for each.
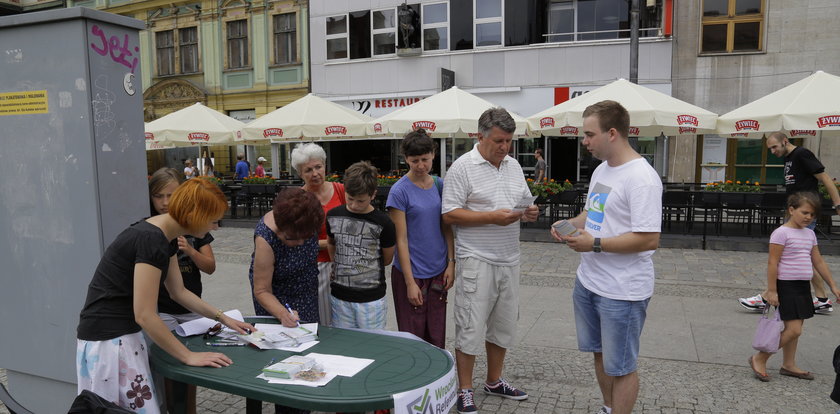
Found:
[4,227,839,413]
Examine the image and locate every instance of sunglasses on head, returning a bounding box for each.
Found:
[203,323,222,340]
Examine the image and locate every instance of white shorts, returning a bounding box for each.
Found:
[454,257,520,355]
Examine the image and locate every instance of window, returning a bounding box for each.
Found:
[274,13,297,64]
[547,0,574,42]
[326,15,348,59]
[155,30,174,76]
[474,0,503,47]
[727,137,786,184]
[372,8,396,55]
[227,20,249,69]
[155,28,199,76]
[422,2,448,51]
[701,0,763,53]
[179,27,198,74]
[545,0,663,43]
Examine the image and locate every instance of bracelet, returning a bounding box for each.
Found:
[448,258,456,263]
[213,309,222,321]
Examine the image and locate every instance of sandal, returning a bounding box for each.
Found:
[749,356,770,382]
[779,367,814,380]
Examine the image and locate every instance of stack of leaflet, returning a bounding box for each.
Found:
[262,355,317,379]
[238,323,319,351]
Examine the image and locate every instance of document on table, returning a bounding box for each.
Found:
[512,195,538,212]
[258,352,375,387]
[175,310,244,337]
[238,323,319,351]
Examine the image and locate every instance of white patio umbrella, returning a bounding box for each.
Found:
[145,102,244,147]
[717,70,840,139]
[240,93,375,143]
[368,86,531,138]
[144,123,175,150]
[527,78,718,137]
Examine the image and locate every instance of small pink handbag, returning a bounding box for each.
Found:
[752,306,783,353]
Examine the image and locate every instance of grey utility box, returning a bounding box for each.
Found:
[0,8,147,412]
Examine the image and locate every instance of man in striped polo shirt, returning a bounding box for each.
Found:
[442,107,539,414]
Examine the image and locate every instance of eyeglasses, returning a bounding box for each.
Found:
[203,323,222,340]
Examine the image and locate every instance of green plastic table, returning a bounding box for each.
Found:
[149,320,453,413]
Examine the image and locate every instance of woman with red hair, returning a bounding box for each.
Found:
[76,179,254,413]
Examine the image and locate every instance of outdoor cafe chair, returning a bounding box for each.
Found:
[693,192,722,236]
[758,192,788,235]
[662,190,693,233]
[548,190,581,222]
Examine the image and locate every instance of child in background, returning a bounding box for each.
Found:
[749,192,840,382]
[326,161,396,329]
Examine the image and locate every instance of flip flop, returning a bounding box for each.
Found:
[749,356,770,382]
[779,367,814,380]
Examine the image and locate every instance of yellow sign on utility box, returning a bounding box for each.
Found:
[0,90,48,116]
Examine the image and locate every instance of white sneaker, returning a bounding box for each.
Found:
[814,297,833,313]
[739,294,766,311]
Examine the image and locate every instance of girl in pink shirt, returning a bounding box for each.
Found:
[750,192,840,382]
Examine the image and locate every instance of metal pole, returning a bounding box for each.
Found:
[629,0,640,84]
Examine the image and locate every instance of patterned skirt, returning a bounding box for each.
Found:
[76,332,161,414]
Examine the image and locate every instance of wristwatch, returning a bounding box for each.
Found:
[834,204,840,210]
[593,238,602,253]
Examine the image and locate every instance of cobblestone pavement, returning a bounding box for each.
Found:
[4,227,839,413]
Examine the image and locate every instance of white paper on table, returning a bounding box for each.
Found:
[257,372,338,387]
[175,310,244,337]
[239,323,319,350]
[247,340,320,352]
[304,353,374,377]
[512,195,538,212]
[254,322,319,336]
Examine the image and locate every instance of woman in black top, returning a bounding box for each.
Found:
[76,179,253,413]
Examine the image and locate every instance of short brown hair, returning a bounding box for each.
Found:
[767,132,788,144]
[273,188,324,240]
[168,179,228,232]
[344,161,379,197]
[787,192,821,214]
[582,100,630,138]
[149,167,183,216]
[401,128,437,157]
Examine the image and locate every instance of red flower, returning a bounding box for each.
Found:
[126,381,152,408]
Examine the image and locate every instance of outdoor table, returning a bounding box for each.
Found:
[149,319,455,414]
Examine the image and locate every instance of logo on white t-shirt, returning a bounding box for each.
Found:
[587,182,612,225]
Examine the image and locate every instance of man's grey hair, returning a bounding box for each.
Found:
[478,107,516,137]
[290,143,327,173]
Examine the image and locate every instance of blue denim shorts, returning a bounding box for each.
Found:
[573,278,650,376]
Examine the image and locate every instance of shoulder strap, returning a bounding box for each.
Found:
[433,175,442,196]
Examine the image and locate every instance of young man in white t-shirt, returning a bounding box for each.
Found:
[550,100,662,414]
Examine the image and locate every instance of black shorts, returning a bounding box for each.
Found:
[776,279,814,321]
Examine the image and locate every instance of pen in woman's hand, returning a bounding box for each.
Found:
[285,303,300,327]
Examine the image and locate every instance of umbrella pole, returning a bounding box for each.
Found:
[440,134,449,177]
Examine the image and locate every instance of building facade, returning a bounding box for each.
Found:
[671,0,840,184]
[66,0,311,175]
[310,0,674,181]
[0,0,63,15]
